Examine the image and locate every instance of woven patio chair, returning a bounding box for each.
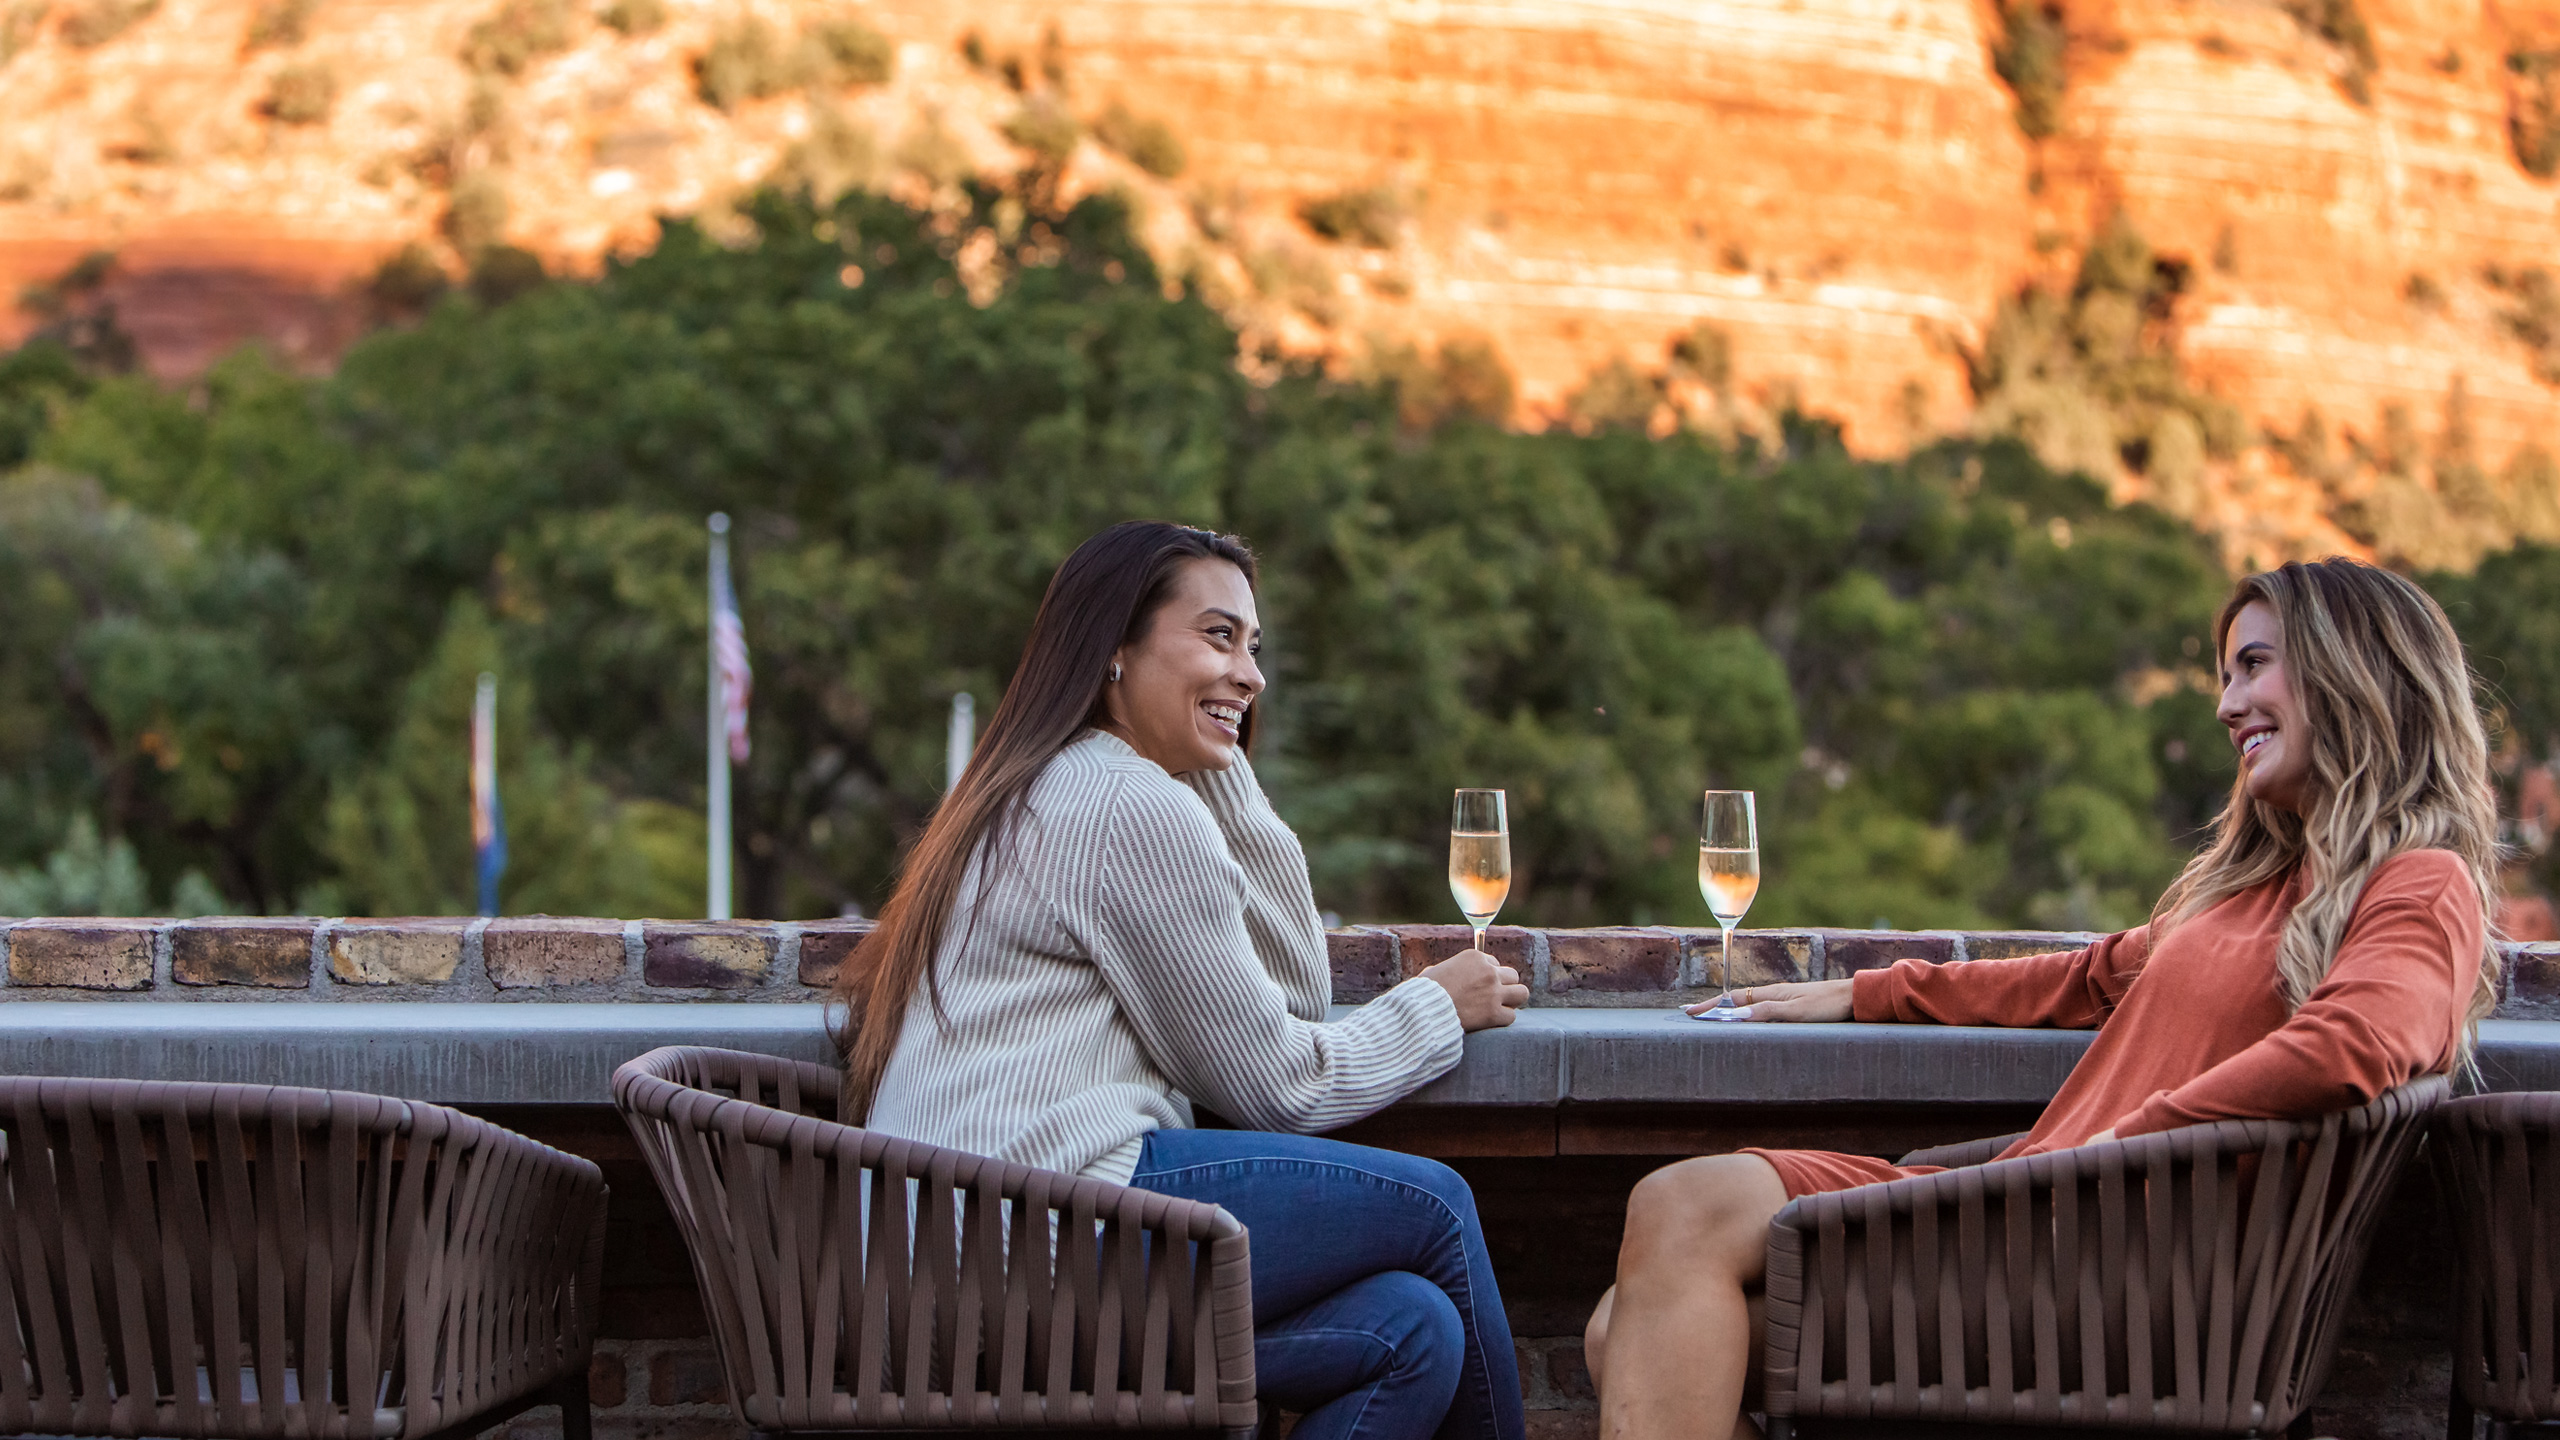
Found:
[611,1045,1260,1438]
[0,1074,607,1440]
[1763,1075,2447,1440]
[2432,1090,2560,1440]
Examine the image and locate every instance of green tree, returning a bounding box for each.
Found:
[0,466,316,908]
[320,598,696,916]
[2431,544,2560,758]
[2426,545,2560,904]
[0,814,227,916]
[0,182,2253,930]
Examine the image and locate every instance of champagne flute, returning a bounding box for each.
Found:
[1694,790,1760,1022]
[1449,789,1511,955]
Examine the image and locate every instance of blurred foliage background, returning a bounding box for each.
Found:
[2,184,2555,931]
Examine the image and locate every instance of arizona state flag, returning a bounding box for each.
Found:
[472,672,506,917]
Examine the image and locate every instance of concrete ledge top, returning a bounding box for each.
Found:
[0,1002,2552,1109]
[0,1000,843,1104]
[1530,1010,2095,1105]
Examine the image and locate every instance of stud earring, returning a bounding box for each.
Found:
[1108,662,1123,682]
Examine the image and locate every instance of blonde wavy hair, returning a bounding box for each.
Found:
[2150,559,2503,1061]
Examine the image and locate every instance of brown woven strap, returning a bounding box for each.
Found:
[1765,1077,2445,1435]
[1898,1131,2033,1169]
[612,1045,1260,1432]
[2434,1090,2560,1424]
[0,1075,605,1440]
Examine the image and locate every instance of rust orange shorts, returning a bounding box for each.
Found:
[1737,1148,1949,1199]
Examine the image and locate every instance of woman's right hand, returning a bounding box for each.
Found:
[1422,948,1530,1031]
[1684,978,1855,1022]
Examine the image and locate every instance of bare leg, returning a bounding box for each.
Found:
[1591,1287,1765,1440]
[1590,1285,1769,1433]
[1584,1286,1614,1389]
[1593,1153,1789,1440]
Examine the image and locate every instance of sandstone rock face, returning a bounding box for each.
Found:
[6,0,2560,558]
[2041,0,2560,559]
[929,0,2038,452]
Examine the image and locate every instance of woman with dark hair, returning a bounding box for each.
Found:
[1583,556,2503,1440]
[842,520,1531,1440]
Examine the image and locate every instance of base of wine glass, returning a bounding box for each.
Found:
[1687,1005,1752,1022]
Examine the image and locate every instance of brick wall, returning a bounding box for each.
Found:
[10,914,2560,1020]
[0,915,869,997]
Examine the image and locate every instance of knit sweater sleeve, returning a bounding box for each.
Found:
[1078,770,1464,1134]
[1851,928,2150,1029]
[1180,754,1331,1022]
[2113,850,2481,1138]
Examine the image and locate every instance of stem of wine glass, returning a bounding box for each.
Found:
[1719,921,1735,1000]
[1471,923,1487,955]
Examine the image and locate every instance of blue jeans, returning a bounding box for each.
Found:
[1129,1128,1525,1440]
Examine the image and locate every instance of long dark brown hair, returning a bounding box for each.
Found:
[832,521,1260,1118]
[2151,558,2501,1062]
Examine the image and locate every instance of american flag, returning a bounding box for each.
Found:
[712,557,752,764]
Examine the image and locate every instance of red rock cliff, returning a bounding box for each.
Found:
[5,0,2559,562]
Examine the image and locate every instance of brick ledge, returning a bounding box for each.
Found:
[3,916,2554,1017]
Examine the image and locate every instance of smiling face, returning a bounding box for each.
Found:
[2218,599,2315,814]
[1099,558,1264,774]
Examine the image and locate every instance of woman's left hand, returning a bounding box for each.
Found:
[1686,979,1853,1022]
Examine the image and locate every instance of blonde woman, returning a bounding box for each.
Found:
[1585,557,2503,1440]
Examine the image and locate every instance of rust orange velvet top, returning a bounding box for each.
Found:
[1745,848,2484,1200]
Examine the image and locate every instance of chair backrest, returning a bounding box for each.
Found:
[2434,1090,2560,1423]
[1765,1076,2446,1435]
[611,1045,1258,1433]
[0,1074,606,1440]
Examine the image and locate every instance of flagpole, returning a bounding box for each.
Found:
[706,512,732,921]
[946,691,975,791]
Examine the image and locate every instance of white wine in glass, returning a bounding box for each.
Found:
[1449,789,1511,953]
[1694,790,1759,1022]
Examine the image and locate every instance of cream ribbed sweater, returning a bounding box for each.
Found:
[865,729,1465,1184]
